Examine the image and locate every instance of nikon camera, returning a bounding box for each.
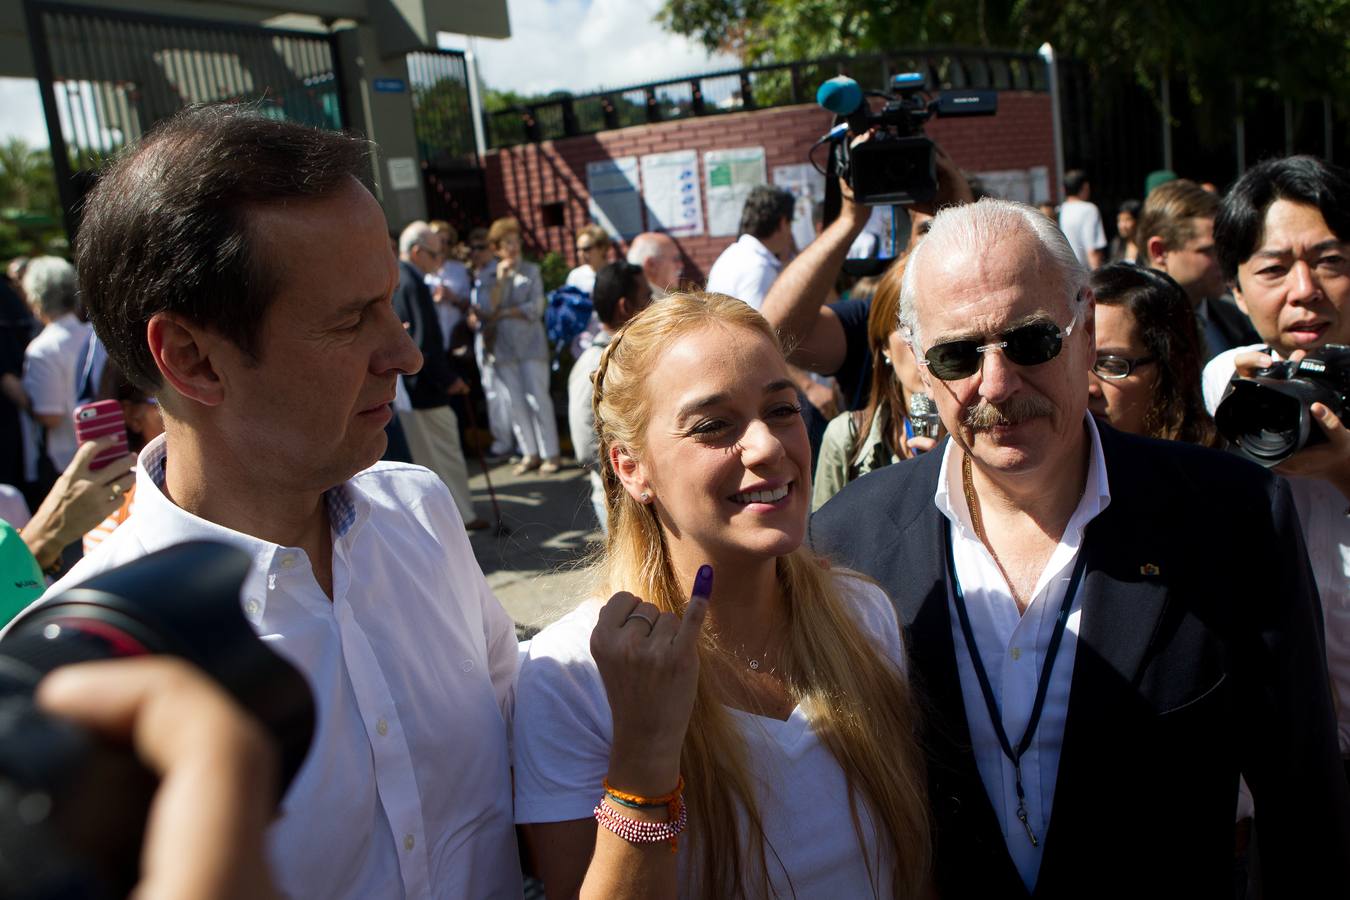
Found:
[1215,344,1350,466]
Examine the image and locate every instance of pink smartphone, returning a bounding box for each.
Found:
[72,400,129,471]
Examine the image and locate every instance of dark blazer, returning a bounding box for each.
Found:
[392,259,453,409]
[811,423,1350,899]
[1202,295,1261,361]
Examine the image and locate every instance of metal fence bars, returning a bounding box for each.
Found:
[23,0,346,231]
[485,48,1050,149]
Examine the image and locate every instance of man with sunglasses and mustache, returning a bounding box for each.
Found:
[812,198,1350,898]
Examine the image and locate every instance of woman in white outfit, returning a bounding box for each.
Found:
[512,293,932,899]
[473,217,561,474]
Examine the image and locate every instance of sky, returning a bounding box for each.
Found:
[0,0,734,149]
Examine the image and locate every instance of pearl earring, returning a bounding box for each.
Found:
[640,492,652,503]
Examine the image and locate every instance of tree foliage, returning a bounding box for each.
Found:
[0,139,64,260]
[656,0,1350,108]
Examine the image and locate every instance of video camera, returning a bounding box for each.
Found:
[1215,344,1350,466]
[0,541,315,900]
[817,72,997,208]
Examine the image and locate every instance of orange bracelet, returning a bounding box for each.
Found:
[602,775,685,808]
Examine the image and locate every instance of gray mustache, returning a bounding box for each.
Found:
[963,395,1056,429]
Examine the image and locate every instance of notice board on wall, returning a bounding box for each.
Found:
[640,150,704,237]
[587,157,644,239]
[704,147,767,236]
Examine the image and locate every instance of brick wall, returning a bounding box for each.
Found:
[482,92,1056,281]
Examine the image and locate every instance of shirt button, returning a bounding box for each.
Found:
[1010,648,1022,661]
[279,554,296,568]
[245,599,262,617]
[376,718,388,736]
[403,834,415,851]
[460,659,475,673]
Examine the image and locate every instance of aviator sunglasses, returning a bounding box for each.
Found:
[917,314,1080,381]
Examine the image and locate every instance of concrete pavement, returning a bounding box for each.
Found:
[464,458,602,633]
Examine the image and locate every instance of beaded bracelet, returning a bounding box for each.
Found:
[594,796,689,853]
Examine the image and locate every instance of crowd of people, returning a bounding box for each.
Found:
[1,100,1348,900]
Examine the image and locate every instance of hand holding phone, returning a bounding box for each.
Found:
[73,401,129,471]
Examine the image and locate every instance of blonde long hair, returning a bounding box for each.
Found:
[591,292,931,898]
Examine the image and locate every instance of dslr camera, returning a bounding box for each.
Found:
[817,72,997,207]
[1215,344,1350,466]
[0,541,315,900]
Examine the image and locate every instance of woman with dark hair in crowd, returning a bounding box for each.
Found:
[812,259,941,510]
[513,292,931,899]
[1109,199,1141,263]
[1088,262,1221,447]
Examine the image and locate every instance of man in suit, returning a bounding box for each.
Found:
[394,222,486,529]
[812,197,1350,898]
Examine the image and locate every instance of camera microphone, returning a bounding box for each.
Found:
[908,393,942,441]
[816,76,863,116]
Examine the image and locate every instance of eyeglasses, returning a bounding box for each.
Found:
[1092,354,1156,379]
[918,318,1078,381]
[418,243,445,260]
[577,243,595,252]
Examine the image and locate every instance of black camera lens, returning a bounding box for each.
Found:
[0,542,315,900]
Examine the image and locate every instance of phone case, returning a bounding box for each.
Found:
[72,400,129,471]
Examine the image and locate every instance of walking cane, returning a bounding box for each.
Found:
[461,395,512,537]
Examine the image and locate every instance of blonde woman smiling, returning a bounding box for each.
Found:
[513,293,932,899]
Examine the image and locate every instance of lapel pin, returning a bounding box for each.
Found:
[1140,563,1161,577]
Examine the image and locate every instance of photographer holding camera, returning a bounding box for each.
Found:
[1203,155,1350,775]
[760,135,970,412]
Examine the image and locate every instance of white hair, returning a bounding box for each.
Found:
[22,256,78,318]
[898,198,1088,347]
[398,220,435,256]
[626,232,673,266]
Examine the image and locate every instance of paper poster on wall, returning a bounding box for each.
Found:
[704,147,767,236]
[387,156,420,191]
[772,163,827,251]
[587,157,644,239]
[975,166,1051,204]
[640,150,704,237]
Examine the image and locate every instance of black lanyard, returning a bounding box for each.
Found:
[943,521,1088,848]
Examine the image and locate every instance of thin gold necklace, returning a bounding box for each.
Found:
[962,453,1027,610]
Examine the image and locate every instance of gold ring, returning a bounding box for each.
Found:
[623,611,657,635]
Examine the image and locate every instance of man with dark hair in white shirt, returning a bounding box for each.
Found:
[31,105,523,899]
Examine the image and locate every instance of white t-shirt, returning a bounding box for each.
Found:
[21,313,91,478]
[1057,200,1106,268]
[1204,344,1350,753]
[706,234,784,311]
[513,574,910,897]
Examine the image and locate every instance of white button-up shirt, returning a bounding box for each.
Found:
[42,435,523,899]
[705,233,784,311]
[934,415,1111,890]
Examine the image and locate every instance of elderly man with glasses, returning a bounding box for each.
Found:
[812,197,1350,898]
[395,221,486,530]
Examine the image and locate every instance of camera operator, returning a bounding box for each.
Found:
[760,138,970,412]
[36,656,281,900]
[1203,155,1350,776]
[27,106,523,898]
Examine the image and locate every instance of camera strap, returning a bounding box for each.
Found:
[943,520,1087,848]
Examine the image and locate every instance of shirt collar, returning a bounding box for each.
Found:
[934,412,1112,539]
[737,233,784,271]
[135,435,369,623]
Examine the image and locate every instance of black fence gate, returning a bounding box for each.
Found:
[24,0,347,234]
[407,48,488,235]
